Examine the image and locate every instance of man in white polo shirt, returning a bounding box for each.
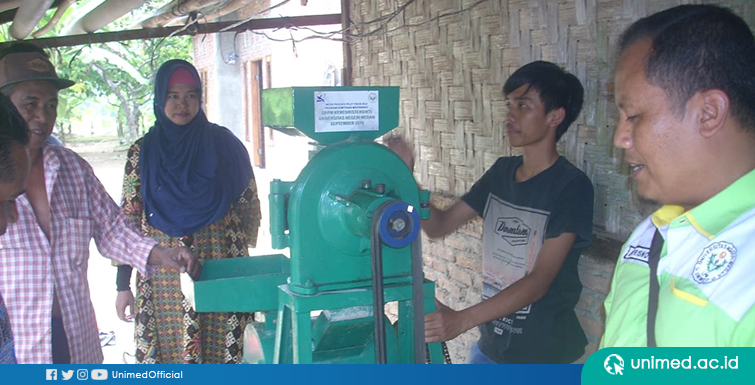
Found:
[603,4,755,347]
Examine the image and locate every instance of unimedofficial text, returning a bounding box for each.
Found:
[111,370,183,379]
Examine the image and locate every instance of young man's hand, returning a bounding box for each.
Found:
[147,245,202,280]
[383,135,415,171]
[425,298,471,342]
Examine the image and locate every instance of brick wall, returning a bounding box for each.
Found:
[349,0,754,363]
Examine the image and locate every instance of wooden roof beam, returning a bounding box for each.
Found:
[0,13,342,50]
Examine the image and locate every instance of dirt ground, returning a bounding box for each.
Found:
[68,140,130,170]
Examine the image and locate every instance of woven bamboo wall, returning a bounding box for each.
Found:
[350,0,755,363]
[351,0,754,239]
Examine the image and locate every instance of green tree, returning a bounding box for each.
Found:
[57,37,192,141]
[0,0,192,142]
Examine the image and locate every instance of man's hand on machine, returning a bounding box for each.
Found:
[425,298,470,343]
[147,245,202,281]
[383,135,415,171]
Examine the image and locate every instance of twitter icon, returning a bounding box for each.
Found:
[61,370,74,380]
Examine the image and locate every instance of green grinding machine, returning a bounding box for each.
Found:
[183,87,444,364]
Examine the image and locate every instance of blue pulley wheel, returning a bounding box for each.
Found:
[377,200,420,248]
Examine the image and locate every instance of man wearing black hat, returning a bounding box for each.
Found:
[0,43,201,364]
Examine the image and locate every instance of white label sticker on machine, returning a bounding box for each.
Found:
[314,90,380,133]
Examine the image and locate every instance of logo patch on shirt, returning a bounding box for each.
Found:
[494,217,531,246]
[692,241,737,284]
[622,245,650,264]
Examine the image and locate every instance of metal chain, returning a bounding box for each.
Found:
[425,342,453,364]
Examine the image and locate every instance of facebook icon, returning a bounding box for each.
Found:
[46,369,57,380]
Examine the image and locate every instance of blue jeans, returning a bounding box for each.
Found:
[467,343,497,364]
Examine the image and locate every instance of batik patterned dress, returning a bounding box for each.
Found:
[121,138,261,364]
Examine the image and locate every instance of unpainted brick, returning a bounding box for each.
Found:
[443,232,470,251]
[578,316,606,343]
[455,251,482,271]
[579,267,612,293]
[448,265,474,286]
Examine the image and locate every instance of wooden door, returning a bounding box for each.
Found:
[244,60,265,168]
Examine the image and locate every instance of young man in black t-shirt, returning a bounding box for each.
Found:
[394,61,594,363]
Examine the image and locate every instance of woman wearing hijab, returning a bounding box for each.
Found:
[115,60,261,364]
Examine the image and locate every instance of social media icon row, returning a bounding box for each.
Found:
[46,369,108,380]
